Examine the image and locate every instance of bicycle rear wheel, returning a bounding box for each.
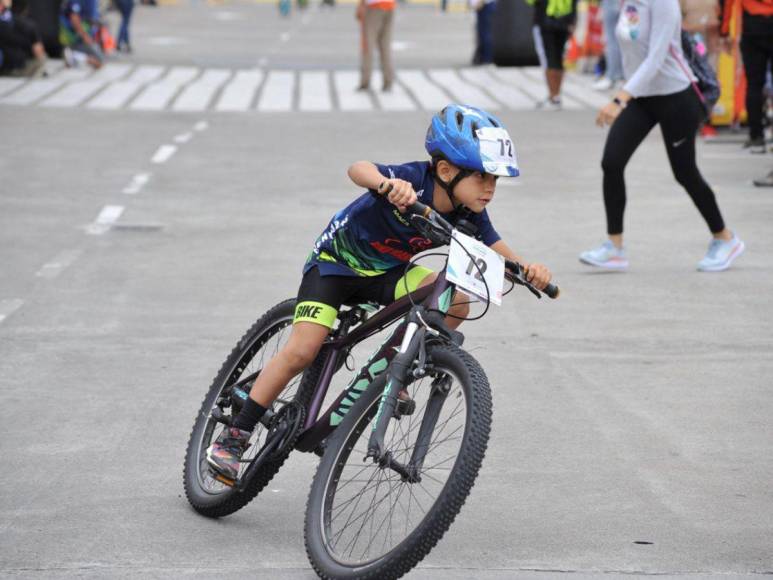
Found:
[183,298,321,518]
[304,343,492,579]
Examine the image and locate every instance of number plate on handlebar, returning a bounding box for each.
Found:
[446,230,505,306]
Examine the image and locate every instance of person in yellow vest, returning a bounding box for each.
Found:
[528,0,578,110]
[720,0,773,153]
[356,0,395,92]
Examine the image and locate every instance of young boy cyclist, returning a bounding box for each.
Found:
[207,104,553,480]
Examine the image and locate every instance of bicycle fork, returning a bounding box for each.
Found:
[366,313,451,483]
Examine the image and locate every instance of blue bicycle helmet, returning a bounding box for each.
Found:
[425,104,520,178]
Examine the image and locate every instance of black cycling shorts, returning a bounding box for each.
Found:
[540,28,569,70]
[294,265,434,329]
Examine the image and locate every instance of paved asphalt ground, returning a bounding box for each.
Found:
[1,1,772,578]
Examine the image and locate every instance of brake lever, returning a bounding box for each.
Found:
[506,264,543,300]
[409,214,451,245]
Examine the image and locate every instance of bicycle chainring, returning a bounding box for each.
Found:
[266,401,306,460]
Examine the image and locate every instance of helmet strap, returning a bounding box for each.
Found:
[431,164,471,212]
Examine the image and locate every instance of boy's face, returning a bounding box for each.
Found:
[438,161,498,214]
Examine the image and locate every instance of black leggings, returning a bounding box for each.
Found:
[601,87,726,235]
[740,33,773,141]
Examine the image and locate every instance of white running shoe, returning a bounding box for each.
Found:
[579,240,629,270]
[697,233,745,272]
[592,77,614,91]
[536,97,562,111]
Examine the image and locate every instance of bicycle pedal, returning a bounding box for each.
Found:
[394,398,416,418]
[209,468,236,487]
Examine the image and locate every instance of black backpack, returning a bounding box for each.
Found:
[673,30,721,117]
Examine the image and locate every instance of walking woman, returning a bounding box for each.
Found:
[580,0,744,272]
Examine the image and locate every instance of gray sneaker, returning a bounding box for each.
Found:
[753,170,773,187]
[579,240,629,270]
[697,233,745,272]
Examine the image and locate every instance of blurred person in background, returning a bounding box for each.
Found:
[59,0,102,68]
[471,0,495,65]
[581,0,744,272]
[720,0,773,153]
[681,0,721,137]
[529,0,578,110]
[0,0,47,76]
[115,0,133,53]
[356,0,394,91]
[593,0,625,90]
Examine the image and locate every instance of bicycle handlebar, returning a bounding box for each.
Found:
[377,184,560,300]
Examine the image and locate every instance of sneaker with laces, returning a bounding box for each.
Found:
[697,233,745,272]
[206,426,252,480]
[579,240,629,270]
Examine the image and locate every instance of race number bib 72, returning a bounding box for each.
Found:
[446,230,505,306]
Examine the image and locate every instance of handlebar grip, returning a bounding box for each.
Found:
[543,283,560,300]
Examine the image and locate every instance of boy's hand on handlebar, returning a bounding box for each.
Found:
[523,263,552,291]
[379,179,417,213]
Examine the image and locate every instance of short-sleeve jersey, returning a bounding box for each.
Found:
[304,161,501,277]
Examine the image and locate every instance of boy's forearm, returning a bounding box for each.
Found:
[490,239,525,265]
[348,161,386,191]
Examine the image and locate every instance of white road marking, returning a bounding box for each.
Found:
[40,79,108,108]
[125,64,166,84]
[52,68,92,82]
[151,145,177,164]
[35,249,83,279]
[122,172,152,194]
[0,79,66,105]
[86,81,142,110]
[397,70,450,110]
[257,71,294,111]
[194,120,208,131]
[299,71,331,112]
[173,69,231,112]
[215,70,263,112]
[371,72,417,111]
[428,68,501,110]
[90,63,133,82]
[86,205,124,235]
[458,68,534,110]
[0,78,25,97]
[174,132,193,144]
[0,299,24,325]
[130,66,199,111]
[333,71,373,111]
[280,32,291,42]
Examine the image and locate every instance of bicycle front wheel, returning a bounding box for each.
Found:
[304,343,492,580]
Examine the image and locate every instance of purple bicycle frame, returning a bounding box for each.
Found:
[294,271,455,453]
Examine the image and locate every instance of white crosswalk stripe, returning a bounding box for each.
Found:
[0,79,67,105]
[299,71,332,112]
[398,69,450,111]
[130,66,200,111]
[427,68,501,110]
[333,71,373,112]
[40,79,108,107]
[173,69,231,112]
[258,70,294,112]
[215,70,263,112]
[0,64,604,114]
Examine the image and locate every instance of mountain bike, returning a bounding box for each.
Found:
[183,199,559,579]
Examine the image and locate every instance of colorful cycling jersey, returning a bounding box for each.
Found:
[304,161,501,277]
